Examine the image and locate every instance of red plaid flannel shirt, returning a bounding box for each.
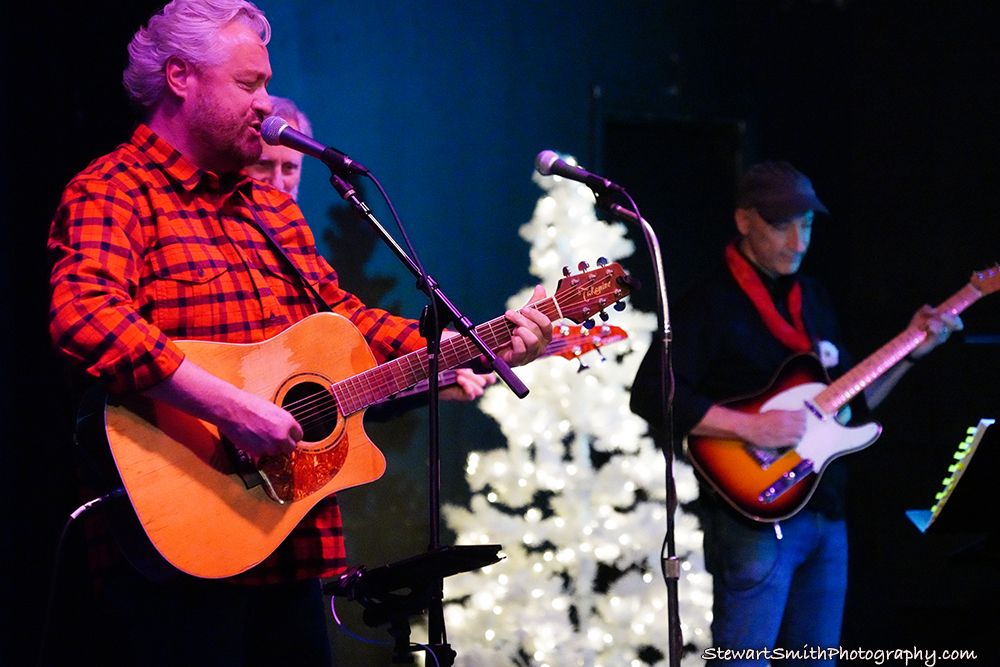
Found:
[48,124,425,584]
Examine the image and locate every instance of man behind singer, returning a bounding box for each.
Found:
[245,94,310,199]
[47,1,551,665]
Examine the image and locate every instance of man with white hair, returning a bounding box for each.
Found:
[47,1,551,664]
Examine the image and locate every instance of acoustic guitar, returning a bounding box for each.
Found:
[94,261,631,577]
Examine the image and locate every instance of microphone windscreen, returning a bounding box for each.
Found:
[261,116,290,145]
[534,150,561,176]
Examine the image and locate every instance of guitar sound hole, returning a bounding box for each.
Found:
[281,381,339,443]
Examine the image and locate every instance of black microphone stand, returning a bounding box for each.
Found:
[325,172,526,665]
[595,193,683,667]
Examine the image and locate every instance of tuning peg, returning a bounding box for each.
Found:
[599,311,609,322]
[562,266,571,277]
[589,337,608,363]
[558,324,571,336]
[596,257,608,267]
[613,300,627,311]
[583,318,596,329]
[578,260,590,271]
[569,345,588,373]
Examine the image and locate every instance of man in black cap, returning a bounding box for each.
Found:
[632,160,960,664]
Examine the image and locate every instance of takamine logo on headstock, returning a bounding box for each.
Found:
[553,258,633,326]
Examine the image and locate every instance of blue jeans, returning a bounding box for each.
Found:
[702,506,848,666]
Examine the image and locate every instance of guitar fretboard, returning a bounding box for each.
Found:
[331,299,561,416]
[814,282,982,414]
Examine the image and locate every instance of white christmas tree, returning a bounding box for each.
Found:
[441,164,713,666]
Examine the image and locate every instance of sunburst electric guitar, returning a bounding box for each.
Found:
[93,261,631,578]
[686,265,999,522]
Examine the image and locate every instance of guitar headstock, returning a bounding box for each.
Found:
[548,323,629,372]
[552,258,632,325]
[971,264,1000,296]
[548,323,629,360]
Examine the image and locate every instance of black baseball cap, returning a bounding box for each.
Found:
[736,160,830,224]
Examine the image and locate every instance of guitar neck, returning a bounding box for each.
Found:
[331,297,562,415]
[814,282,982,413]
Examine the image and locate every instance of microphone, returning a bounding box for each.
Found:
[534,150,623,194]
[261,116,369,176]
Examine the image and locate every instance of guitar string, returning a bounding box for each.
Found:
[285,346,465,428]
[275,311,512,421]
[283,312,514,425]
[283,312,520,427]
[743,284,987,465]
[313,280,615,416]
[711,273,999,514]
[290,315,520,428]
[292,322,598,431]
[279,273,622,431]
[818,283,980,411]
[282,296,547,423]
[337,323,623,398]
[293,303,586,427]
[299,302,568,423]
[290,335,499,428]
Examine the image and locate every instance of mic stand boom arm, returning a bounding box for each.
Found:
[327,174,528,398]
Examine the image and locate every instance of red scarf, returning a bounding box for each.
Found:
[724,241,813,353]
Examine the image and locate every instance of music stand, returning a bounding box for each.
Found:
[324,545,504,664]
[906,418,995,534]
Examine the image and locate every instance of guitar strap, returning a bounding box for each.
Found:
[239,191,334,314]
[724,241,812,353]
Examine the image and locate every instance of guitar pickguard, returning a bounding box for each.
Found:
[760,382,882,473]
